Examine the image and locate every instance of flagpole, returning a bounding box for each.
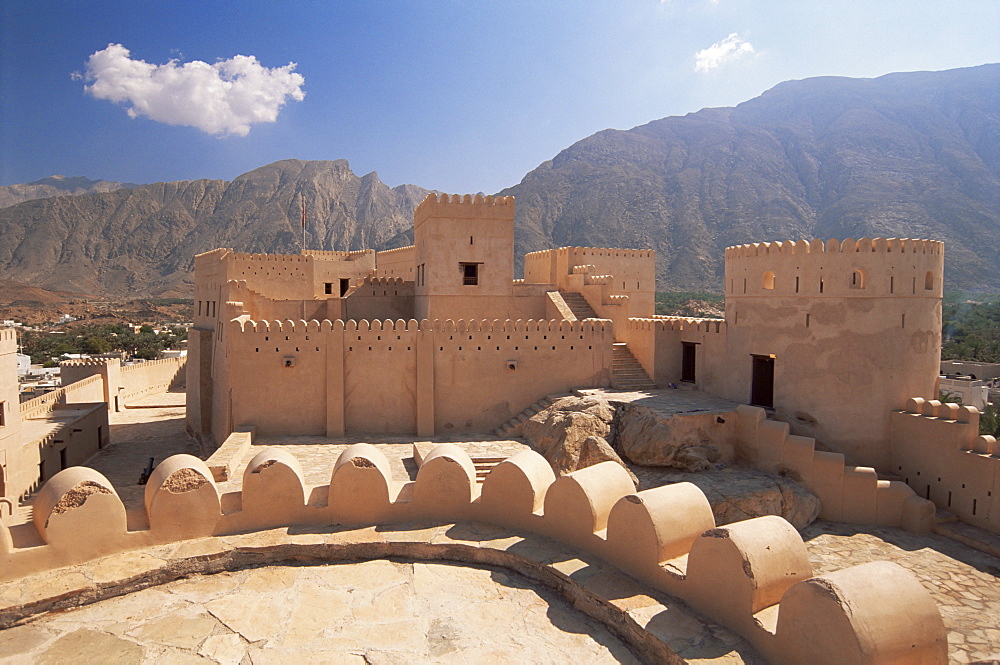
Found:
[300,197,306,252]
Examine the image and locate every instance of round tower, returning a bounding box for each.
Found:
[723,237,943,470]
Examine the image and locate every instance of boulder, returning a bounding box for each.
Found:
[521,396,638,486]
[615,403,721,471]
[633,465,821,529]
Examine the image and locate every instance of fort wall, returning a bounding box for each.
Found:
[523,247,656,332]
[736,404,935,531]
[413,194,516,320]
[211,318,613,442]
[890,398,998,531]
[720,238,943,469]
[62,357,185,412]
[374,245,416,280]
[0,448,947,665]
[0,330,22,507]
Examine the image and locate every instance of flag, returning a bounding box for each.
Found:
[301,200,306,229]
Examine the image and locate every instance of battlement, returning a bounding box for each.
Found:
[725,237,945,298]
[357,276,408,292]
[525,247,655,260]
[375,245,415,259]
[0,328,16,344]
[0,447,946,664]
[414,192,515,225]
[891,397,998,531]
[725,237,943,258]
[628,316,726,334]
[302,249,373,261]
[229,317,612,336]
[60,358,120,368]
[119,357,186,373]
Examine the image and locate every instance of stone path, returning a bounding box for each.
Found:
[0,561,642,664]
[802,521,1000,664]
[0,524,761,664]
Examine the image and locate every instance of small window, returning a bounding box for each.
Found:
[0,401,5,427]
[460,262,479,286]
[325,282,333,295]
[763,271,776,290]
[340,278,350,297]
[850,269,865,289]
[924,271,934,290]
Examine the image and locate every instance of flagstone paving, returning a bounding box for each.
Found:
[0,561,645,664]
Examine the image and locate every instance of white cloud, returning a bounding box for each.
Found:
[693,33,754,73]
[82,43,305,136]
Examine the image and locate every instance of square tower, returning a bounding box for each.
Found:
[413,193,515,321]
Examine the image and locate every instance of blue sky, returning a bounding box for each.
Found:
[1,1,997,194]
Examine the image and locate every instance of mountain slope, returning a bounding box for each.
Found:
[0,160,430,297]
[502,64,1000,292]
[0,175,140,209]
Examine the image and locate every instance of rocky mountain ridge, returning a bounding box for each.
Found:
[0,160,429,298]
[0,175,140,210]
[502,64,1000,292]
[1,65,997,297]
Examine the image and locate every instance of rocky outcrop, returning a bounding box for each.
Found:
[524,394,820,528]
[615,403,721,472]
[520,396,638,486]
[634,466,821,530]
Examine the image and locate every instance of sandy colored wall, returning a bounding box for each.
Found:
[621,317,728,387]
[720,238,943,469]
[214,318,613,443]
[374,245,416,280]
[0,330,21,503]
[941,360,1000,381]
[890,398,998,532]
[414,194,515,321]
[4,448,948,665]
[341,277,415,322]
[522,247,656,338]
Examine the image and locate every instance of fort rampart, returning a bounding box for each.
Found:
[891,398,998,530]
[0,446,947,664]
[414,193,514,225]
[61,357,186,412]
[203,317,613,443]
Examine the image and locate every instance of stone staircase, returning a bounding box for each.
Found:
[494,393,569,438]
[612,343,657,391]
[559,292,599,320]
[470,457,507,483]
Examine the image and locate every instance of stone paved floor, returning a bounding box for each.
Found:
[0,561,642,664]
[802,521,1000,664]
[7,390,998,663]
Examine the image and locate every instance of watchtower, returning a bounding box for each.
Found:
[413,193,515,321]
[723,237,944,469]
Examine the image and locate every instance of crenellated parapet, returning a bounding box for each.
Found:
[414,192,515,225]
[230,317,612,335]
[890,397,998,531]
[725,237,944,298]
[627,316,726,334]
[725,237,943,258]
[0,447,947,664]
[0,328,16,344]
[302,249,373,261]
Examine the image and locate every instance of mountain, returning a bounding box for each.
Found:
[1,65,997,298]
[501,64,1000,292]
[0,175,140,209]
[0,160,430,298]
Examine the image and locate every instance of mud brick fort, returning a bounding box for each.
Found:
[0,192,997,663]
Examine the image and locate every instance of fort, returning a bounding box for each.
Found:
[0,192,996,663]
